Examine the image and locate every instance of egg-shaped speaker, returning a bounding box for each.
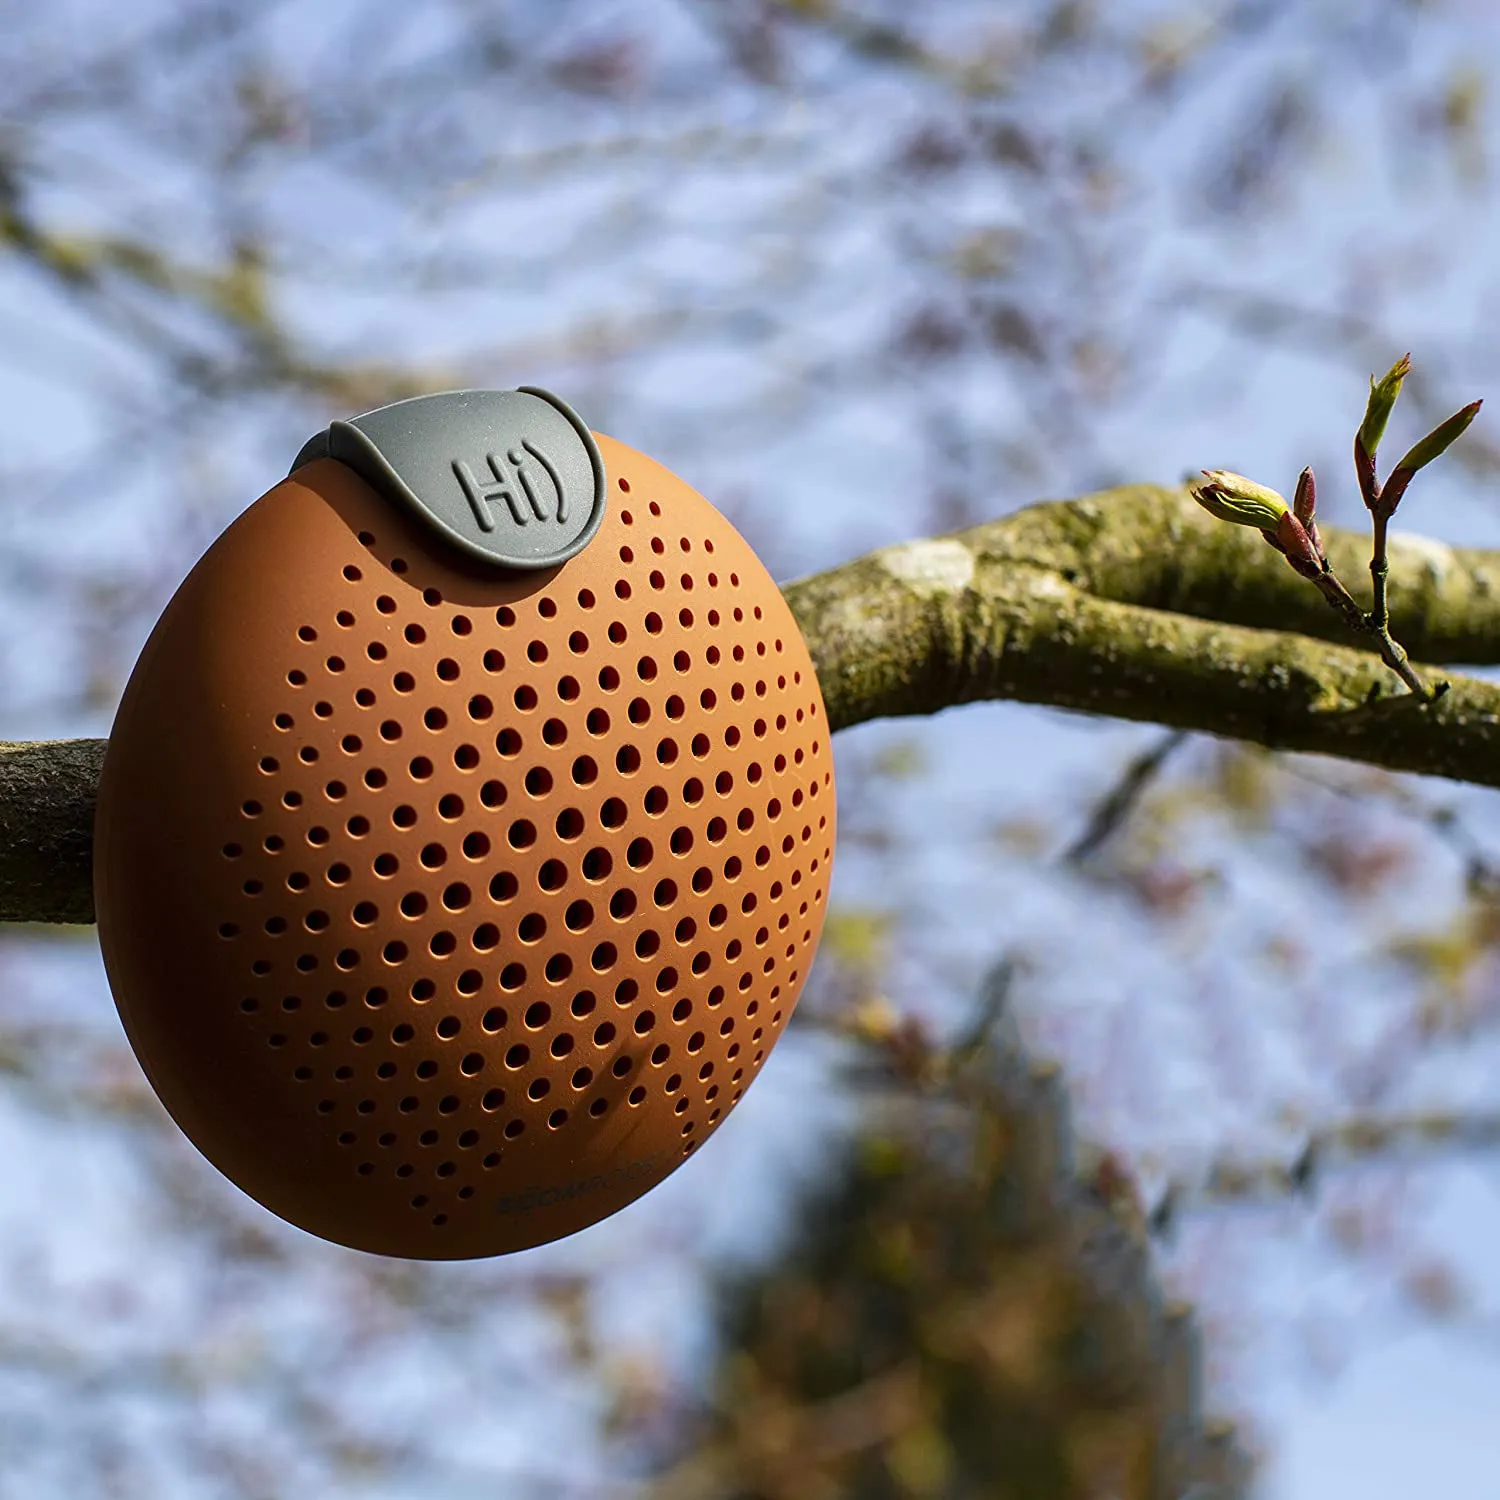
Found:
[93,387,835,1259]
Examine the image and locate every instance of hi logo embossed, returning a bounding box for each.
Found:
[453,439,568,532]
[293,386,607,571]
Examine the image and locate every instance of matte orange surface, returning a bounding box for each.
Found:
[93,434,834,1259]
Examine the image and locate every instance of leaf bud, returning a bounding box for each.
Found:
[1189,470,1289,532]
[1292,465,1323,561]
[1358,353,1412,458]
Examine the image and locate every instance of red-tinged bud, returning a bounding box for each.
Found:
[1293,466,1324,562]
[1393,398,1483,477]
[1378,467,1414,517]
[1275,510,1323,580]
[1354,434,1377,508]
[1377,400,1482,519]
[1292,465,1315,523]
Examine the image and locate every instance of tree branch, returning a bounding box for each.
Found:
[786,483,1500,763]
[7,483,1500,925]
[0,738,106,926]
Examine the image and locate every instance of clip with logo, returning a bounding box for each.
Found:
[290,386,608,572]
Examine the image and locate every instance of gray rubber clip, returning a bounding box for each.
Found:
[291,386,608,571]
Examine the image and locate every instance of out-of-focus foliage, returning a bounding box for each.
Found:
[641,969,1254,1498]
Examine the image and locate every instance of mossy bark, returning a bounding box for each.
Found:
[786,487,1500,783]
[0,738,107,925]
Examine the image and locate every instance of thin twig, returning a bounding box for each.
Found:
[1142,1106,1500,1240]
[1061,728,1192,867]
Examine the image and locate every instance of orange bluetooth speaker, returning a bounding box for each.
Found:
[93,387,835,1260]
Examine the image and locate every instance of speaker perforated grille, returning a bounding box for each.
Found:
[95,436,834,1259]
